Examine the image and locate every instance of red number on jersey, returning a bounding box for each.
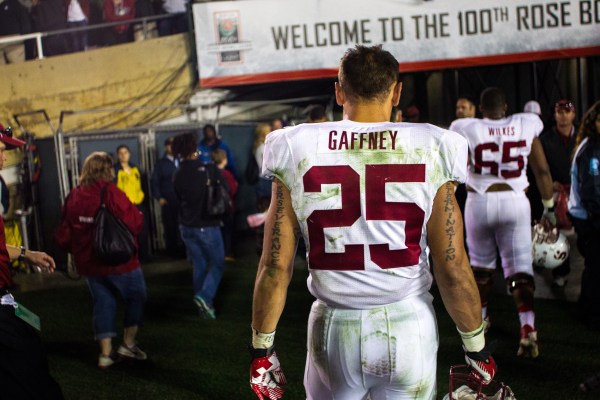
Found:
[304,164,425,271]
[473,140,526,178]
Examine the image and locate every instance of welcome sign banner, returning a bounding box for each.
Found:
[193,0,600,87]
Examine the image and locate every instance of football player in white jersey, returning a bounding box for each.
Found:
[249,45,496,400]
[449,87,555,359]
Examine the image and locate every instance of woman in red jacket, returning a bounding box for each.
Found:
[56,152,146,369]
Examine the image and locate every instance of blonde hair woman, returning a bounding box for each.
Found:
[56,152,147,369]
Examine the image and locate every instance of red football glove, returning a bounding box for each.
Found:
[464,346,497,384]
[249,346,286,400]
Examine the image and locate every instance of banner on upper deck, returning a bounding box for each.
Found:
[193,0,600,87]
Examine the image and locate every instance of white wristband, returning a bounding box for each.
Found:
[457,322,486,352]
[542,198,554,209]
[252,326,276,349]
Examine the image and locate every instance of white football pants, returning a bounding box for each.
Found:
[464,190,533,277]
[304,293,438,400]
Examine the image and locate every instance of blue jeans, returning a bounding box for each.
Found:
[179,225,225,306]
[87,268,146,340]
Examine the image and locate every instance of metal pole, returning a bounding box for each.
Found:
[35,33,44,59]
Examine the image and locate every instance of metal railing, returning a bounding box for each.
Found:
[0,12,186,60]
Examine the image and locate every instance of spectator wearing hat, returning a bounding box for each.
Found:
[0,125,64,398]
[456,95,476,119]
[538,100,578,287]
[151,137,183,258]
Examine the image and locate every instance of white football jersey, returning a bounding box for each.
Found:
[262,120,468,309]
[449,113,543,193]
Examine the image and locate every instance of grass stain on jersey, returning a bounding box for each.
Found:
[269,167,288,186]
[297,158,310,174]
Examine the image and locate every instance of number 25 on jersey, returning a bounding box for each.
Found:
[304,164,425,271]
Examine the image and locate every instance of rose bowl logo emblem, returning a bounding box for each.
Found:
[214,11,242,63]
[219,18,237,38]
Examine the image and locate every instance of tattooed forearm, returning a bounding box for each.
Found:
[270,184,285,265]
[443,183,457,261]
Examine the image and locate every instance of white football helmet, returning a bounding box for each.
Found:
[444,365,517,400]
[532,223,570,269]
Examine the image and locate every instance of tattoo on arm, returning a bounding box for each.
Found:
[443,183,457,261]
[270,184,285,265]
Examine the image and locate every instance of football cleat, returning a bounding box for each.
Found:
[532,223,570,269]
[517,325,539,358]
[444,365,517,400]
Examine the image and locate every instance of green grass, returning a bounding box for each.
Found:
[15,251,600,400]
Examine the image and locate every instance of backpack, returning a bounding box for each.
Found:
[245,152,260,185]
[205,164,232,218]
[93,185,136,266]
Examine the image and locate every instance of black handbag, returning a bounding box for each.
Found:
[93,185,136,266]
[205,164,231,217]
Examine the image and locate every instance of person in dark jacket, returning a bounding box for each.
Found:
[570,100,600,392]
[0,125,63,399]
[539,99,578,287]
[56,152,147,369]
[150,136,183,258]
[172,132,226,320]
[30,0,69,57]
[0,0,31,63]
[569,101,600,331]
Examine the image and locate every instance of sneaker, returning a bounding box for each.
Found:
[194,295,216,320]
[117,343,148,360]
[580,372,600,392]
[517,325,539,358]
[98,354,116,369]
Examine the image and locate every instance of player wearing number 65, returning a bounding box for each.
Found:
[249,45,496,400]
[449,87,555,359]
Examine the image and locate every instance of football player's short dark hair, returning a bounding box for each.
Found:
[480,87,506,112]
[339,45,399,103]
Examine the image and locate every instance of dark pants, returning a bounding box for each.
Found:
[0,292,64,400]
[67,20,88,52]
[572,217,600,327]
[158,13,188,36]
